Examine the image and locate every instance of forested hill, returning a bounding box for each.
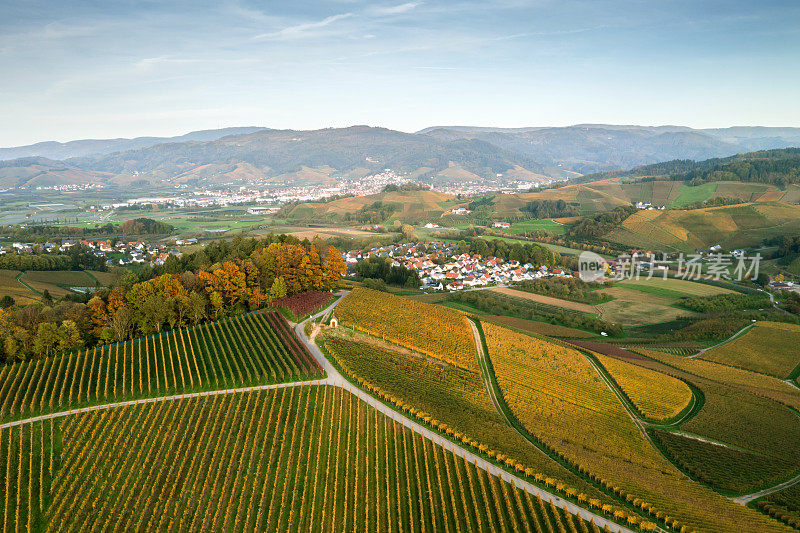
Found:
[582,148,800,187]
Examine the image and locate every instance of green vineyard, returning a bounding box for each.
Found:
[0,385,607,533]
[0,311,321,423]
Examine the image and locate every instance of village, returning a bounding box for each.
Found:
[1,237,187,267]
[343,241,573,291]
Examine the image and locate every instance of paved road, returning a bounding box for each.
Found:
[1,291,631,533]
[297,295,634,533]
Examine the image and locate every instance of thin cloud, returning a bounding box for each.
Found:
[254,13,353,41]
[370,2,423,16]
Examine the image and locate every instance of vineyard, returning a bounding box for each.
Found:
[758,484,800,529]
[272,290,335,320]
[700,321,800,378]
[336,288,478,371]
[652,430,794,494]
[482,322,792,533]
[0,385,609,533]
[321,334,617,510]
[635,348,800,414]
[0,311,320,423]
[594,354,693,422]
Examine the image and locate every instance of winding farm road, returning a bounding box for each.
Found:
[0,291,631,533]
[297,295,634,533]
[689,322,755,358]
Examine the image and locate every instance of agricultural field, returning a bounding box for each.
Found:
[501,219,568,235]
[0,311,319,423]
[0,385,609,533]
[320,331,620,515]
[0,269,40,304]
[603,201,800,252]
[0,268,119,302]
[272,290,336,321]
[700,321,800,378]
[288,189,455,222]
[635,349,800,411]
[480,315,597,338]
[616,348,800,495]
[490,186,630,218]
[335,288,478,372]
[616,277,734,298]
[652,430,793,494]
[593,285,693,326]
[482,322,790,532]
[669,183,718,208]
[19,270,101,297]
[758,483,800,529]
[594,354,693,422]
[490,287,599,314]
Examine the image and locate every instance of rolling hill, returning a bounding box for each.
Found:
[0,127,267,161]
[287,188,457,222]
[3,124,799,190]
[0,126,567,189]
[602,201,800,251]
[418,125,800,175]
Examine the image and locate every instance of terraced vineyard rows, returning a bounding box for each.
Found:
[0,311,320,423]
[594,354,693,422]
[700,321,800,379]
[0,385,607,532]
[336,287,478,371]
[481,322,793,532]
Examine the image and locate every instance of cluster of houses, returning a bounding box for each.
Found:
[343,241,572,291]
[0,239,184,267]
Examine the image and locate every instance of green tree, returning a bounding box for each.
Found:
[188,292,208,324]
[33,322,59,357]
[0,295,14,309]
[58,320,83,353]
[269,277,287,301]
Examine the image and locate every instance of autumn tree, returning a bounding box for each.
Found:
[323,246,346,289]
[109,307,136,341]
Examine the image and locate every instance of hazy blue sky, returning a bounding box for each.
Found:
[1,0,799,145]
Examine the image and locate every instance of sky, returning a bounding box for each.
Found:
[1,0,799,146]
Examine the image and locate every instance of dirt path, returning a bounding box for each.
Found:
[734,471,800,504]
[0,378,330,430]
[689,323,755,358]
[490,287,599,314]
[0,291,631,533]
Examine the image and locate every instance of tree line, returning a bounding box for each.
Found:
[0,217,174,239]
[521,199,579,219]
[0,235,346,363]
[0,245,107,271]
[568,206,638,238]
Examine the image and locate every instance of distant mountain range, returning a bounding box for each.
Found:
[1,124,799,189]
[0,127,266,161]
[418,125,800,175]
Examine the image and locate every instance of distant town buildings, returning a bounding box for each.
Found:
[344,241,573,291]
